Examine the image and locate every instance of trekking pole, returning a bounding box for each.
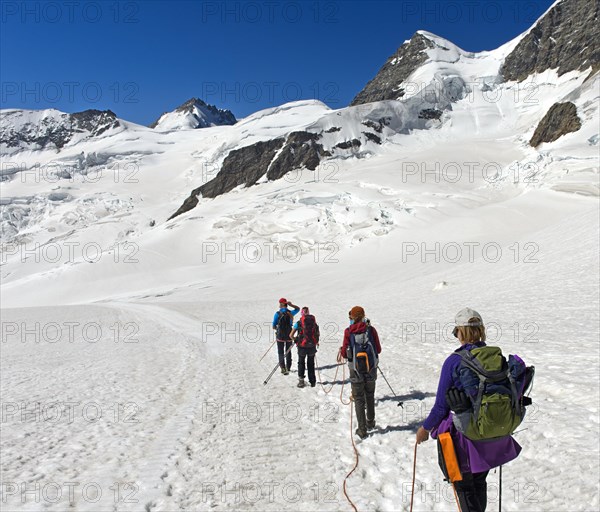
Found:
[377,366,404,407]
[409,441,417,512]
[263,341,296,385]
[259,333,277,362]
[499,465,502,512]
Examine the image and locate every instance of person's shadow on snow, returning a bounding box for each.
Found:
[317,379,351,386]
[316,363,344,371]
[378,391,435,403]
[370,419,422,435]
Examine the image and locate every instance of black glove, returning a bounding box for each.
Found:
[446,387,471,414]
[522,396,532,407]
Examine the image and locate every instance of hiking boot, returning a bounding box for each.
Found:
[297,379,306,388]
[366,419,376,430]
[281,367,289,375]
[355,428,368,439]
[310,382,316,388]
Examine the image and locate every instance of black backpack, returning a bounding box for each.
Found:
[298,315,319,348]
[276,310,293,340]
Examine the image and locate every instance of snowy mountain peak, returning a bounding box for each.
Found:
[149,97,236,131]
[0,108,121,155]
[352,0,599,108]
[350,32,433,106]
[415,30,467,55]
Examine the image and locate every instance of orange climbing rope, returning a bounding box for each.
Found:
[342,376,359,512]
[314,355,341,395]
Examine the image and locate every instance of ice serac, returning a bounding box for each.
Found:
[0,109,120,154]
[530,102,582,147]
[350,32,433,106]
[501,0,600,82]
[149,97,236,131]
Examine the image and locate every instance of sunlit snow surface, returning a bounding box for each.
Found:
[1,33,599,511]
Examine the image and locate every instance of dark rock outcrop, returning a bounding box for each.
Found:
[529,101,582,147]
[362,119,390,133]
[169,131,330,219]
[200,138,285,199]
[267,131,330,181]
[350,32,433,106]
[418,108,443,120]
[335,139,362,150]
[501,0,599,82]
[0,109,119,152]
[70,110,119,137]
[363,132,382,144]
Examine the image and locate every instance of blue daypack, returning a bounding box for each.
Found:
[350,327,378,377]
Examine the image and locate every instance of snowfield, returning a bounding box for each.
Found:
[1,22,599,512]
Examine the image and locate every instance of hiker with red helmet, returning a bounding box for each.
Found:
[290,307,320,388]
[338,306,382,439]
[272,298,300,375]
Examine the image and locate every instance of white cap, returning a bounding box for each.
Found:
[455,307,483,327]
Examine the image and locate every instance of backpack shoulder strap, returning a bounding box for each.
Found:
[458,350,487,420]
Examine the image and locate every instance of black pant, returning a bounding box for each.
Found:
[350,377,376,431]
[454,471,489,512]
[297,346,316,383]
[277,340,292,369]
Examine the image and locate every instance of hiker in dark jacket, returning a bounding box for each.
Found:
[272,298,299,375]
[338,306,382,439]
[291,307,320,388]
[416,308,522,512]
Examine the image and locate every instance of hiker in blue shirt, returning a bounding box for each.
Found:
[272,298,300,375]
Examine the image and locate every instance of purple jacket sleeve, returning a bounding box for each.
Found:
[423,354,460,431]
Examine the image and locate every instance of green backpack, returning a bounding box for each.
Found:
[453,346,533,441]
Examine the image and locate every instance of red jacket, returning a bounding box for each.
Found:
[341,322,382,355]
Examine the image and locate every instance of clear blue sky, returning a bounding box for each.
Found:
[1,0,554,125]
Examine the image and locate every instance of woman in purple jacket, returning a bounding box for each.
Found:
[416,308,521,512]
